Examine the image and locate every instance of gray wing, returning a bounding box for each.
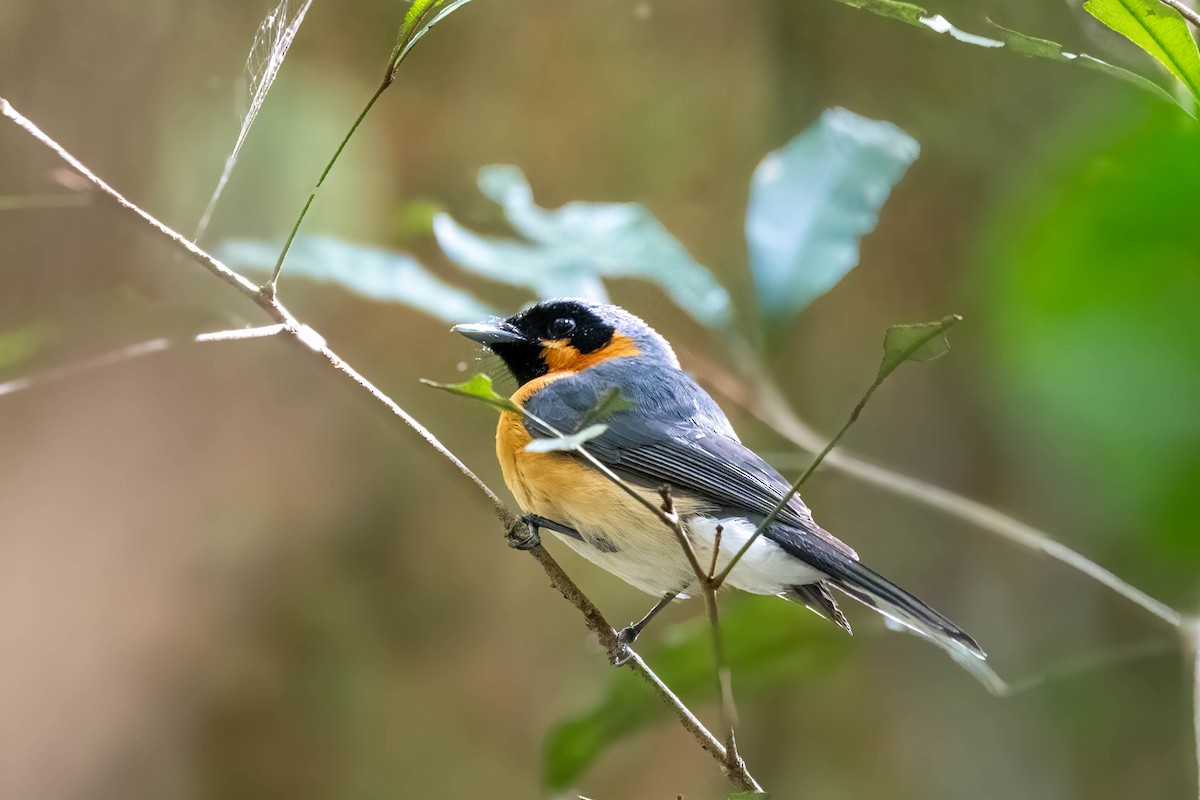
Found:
[522,361,857,561]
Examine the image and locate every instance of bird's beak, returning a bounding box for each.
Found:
[451,322,527,347]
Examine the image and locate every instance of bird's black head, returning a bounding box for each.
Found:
[453,298,678,386]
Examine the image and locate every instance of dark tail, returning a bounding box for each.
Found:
[828,558,986,660]
[785,583,853,634]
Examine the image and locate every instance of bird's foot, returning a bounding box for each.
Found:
[506,515,541,551]
[610,625,641,666]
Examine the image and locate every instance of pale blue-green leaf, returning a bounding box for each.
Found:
[420,373,521,414]
[746,108,919,324]
[434,165,732,327]
[432,214,608,300]
[524,423,608,453]
[215,236,495,323]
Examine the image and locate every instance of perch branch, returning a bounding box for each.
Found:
[0,95,758,792]
[686,342,1183,629]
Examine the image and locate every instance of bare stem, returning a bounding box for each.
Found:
[516,412,757,788]
[519,407,708,580]
[269,80,389,289]
[0,95,758,793]
[1189,617,1200,800]
[687,342,1184,629]
[0,98,263,303]
[708,524,724,581]
[523,540,757,792]
[714,316,960,589]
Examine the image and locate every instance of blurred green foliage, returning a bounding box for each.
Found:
[982,100,1200,603]
[2,0,1199,798]
[543,596,850,790]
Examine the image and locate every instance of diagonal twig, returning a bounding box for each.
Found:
[0,94,757,793]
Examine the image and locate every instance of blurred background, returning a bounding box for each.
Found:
[1,0,1198,797]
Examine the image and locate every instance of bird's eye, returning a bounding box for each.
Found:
[547,317,576,339]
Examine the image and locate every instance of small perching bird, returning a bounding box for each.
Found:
[453,298,984,662]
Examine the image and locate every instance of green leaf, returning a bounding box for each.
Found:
[877,316,960,381]
[401,0,442,36]
[434,165,732,327]
[215,237,496,324]
[981,103,1200,594]
[388,0,476,79]
[542,596,850,790]
[728,793,772,800]
[986,20,1183,107]
[827,0,1186,111]
[1084,0,1200,101]
[746,108,919,325]
[420,374,521,414]
[577,387,636,430]
[525,424,608,453]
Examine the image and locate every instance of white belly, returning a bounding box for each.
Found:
[551,513,824,597]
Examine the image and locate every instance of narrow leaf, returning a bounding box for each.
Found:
[542,596,849,789]
[987,20,1182,106]
[388,0,477,79]
[577,387,635,429]
[421,374,521,414]
[434,165,732,328]
[746,108,919,324]
[877,315,960,381]
[827,0,1185,110]
[432,214,609,300]
[525,424,608,453]
[215,236,496,324]
[1084,0,1200,101]
[196,0,315,239]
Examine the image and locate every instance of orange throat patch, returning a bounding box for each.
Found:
[495,332,640,511]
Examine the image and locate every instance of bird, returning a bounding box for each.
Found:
[452,298,985,662]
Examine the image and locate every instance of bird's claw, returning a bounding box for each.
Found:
[610,625,639,666]
[506,515,541,551]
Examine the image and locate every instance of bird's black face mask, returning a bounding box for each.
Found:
[455,300,622,387]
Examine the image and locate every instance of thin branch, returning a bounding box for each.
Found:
[0,337,171,397]
[714,316,960,589]
[1,98,263,304]
[521,539,756,792]
[520,410,759,787]
[269,0,477,290]
[1160,0,1200,28]
[268,80,388,289]
[519,406,708,580]
[0,326,286,399]
[1189,617,1200,800]
[688,344,1183,628]
[194,324,287,342]
[0,95,756,793]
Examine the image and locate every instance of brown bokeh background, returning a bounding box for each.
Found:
[2,1,1197,798]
